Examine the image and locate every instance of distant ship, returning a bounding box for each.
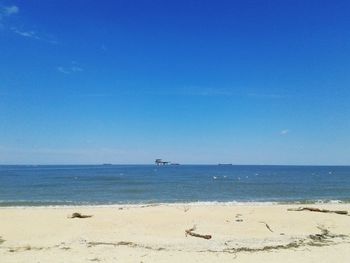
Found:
[218,163,233,166]
[155,159,170,165]
[155,159,180,166]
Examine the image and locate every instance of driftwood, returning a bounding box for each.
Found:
[87,241,165,251]
[221,226,349,254]
[287,207,348,215]
[235,214,243,222]
[185,225,212,240]
[259,221,273,232]
[69,212,93,219]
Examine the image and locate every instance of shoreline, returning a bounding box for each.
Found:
[0,199,347,209]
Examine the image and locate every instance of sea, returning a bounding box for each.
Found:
[0,165,350,206]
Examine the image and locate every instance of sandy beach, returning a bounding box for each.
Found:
[0,204,350,262]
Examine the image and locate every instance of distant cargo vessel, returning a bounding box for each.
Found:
[155,159,169,165]
[155,159,180,166]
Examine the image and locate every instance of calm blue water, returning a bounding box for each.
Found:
[0,165,350,206]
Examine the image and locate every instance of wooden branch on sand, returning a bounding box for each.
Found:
[259,221,273,232]
[287,207,348,215]
[68,212,93,219]
[185,225,212,240]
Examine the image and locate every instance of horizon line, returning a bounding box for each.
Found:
[0,163,349,167]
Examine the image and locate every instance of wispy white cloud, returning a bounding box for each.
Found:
[57,67,70,74]
[0,5,19,22]
[193,87,235,96]
[1,5,58,44]
[280,129,290,135]
[57,62,84,74]
[11,27,40,39]
[166,86,237,97]
[71,66,83,72]
[0,5,19,29]
[101,44,107,51]
[248,93,285,99]
[11,27,58,44]
[156,87,285,98]
[3,5,19,15]
[0,146,131,164]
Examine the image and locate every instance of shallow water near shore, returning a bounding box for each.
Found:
[0,165,350,206]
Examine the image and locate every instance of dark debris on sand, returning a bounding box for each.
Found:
[69,212,93,219]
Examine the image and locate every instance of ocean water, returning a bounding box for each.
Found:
[0,165,350,206]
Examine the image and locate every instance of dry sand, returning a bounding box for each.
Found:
[1,204,350,262]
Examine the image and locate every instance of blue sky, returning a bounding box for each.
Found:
[0,0,349,165]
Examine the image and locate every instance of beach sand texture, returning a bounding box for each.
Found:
[1,204,350,262]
